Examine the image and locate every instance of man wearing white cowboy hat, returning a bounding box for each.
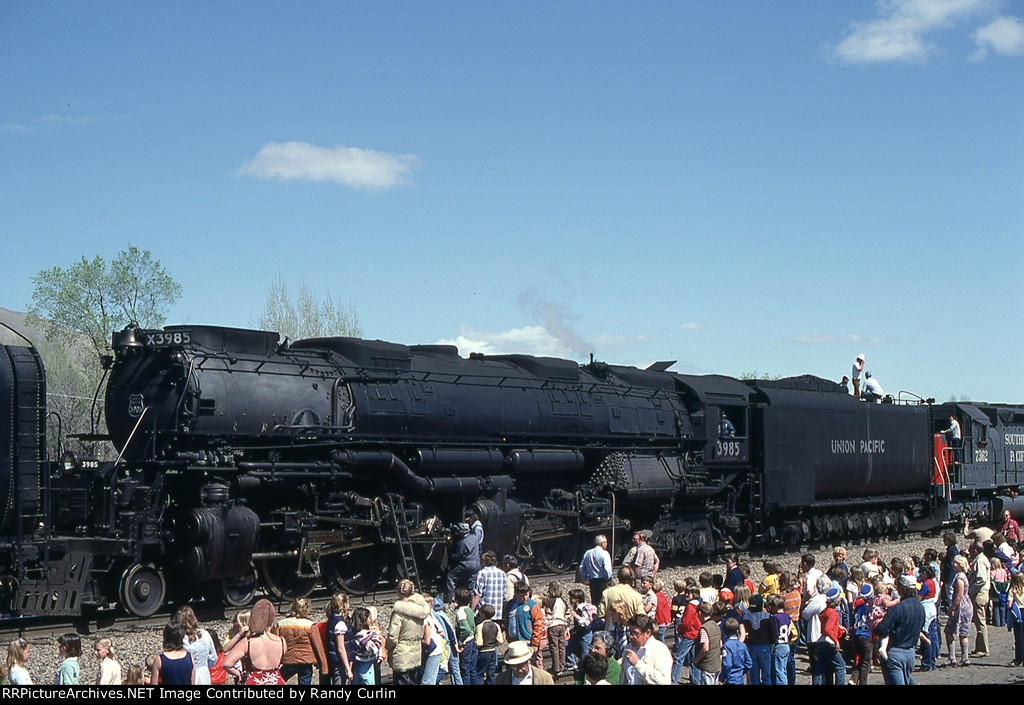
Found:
[852,354,865,398]
[493,641,555,685]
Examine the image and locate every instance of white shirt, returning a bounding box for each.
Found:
[9,663,31,685]
[511,667,534,685]
[942,419,962,440]
[863,377,884,397]
[801,593,827,643]
[804,567,823,596]
[622,637,673,685]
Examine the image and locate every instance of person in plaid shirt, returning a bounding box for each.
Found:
[472,550,507,621]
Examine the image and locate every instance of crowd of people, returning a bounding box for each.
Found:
[4,513,1023,686]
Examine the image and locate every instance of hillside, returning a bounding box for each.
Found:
[0,306,47,346]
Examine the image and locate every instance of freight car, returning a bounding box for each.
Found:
[1,323,1021,617]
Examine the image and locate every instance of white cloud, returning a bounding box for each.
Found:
[972,15,1024,59]
[786,333,896,345]
[680,321,705,331]
[0,122,35,134]
[832,0,993,63]
[1,113,125,134]
[437,325,576,358]
[238,141,421,191]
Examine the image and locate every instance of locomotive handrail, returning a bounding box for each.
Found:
[113,406,150,467]
[173,356,198,434]
[896,390,933,406]
[178,348,681,401]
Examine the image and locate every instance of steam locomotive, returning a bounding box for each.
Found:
[2,323,1023,617]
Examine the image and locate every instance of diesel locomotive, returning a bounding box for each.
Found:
[2,323,1023,617]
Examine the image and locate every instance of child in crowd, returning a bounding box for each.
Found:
[366,607,385,687]
[744,594,773,685]
[730,586,751,624]
[815,587,847,685]
[544,582,568,674]
[720,617,752,685]
[1008,571,1024,667]
[918,564,940,671]
[692,602,721,685]
[144,654,157,685]
[94,637,122,685]
[846,565,865,606]
[653,579,672,642]
[7,638,32,685]
[125,665,144,685]
[350,607,382,685]
[278,597,320,686]
[566,588,596,672]
[428,595,460,685]
[54,633,81,685]
[991,557,1010,627]
[698,571,718,604]
[827,566,851,632]
[768,594,792,686]
[780,573,801,685]
[673,586,701,685]
[474,603,505,685]
[326,593,354,685]
[640,576,657,620]
[740,564,756,595]
[207,631,227,685]
[860,548,881,580]
[671,590,704,684]
[759,561,780,596]
[223,608,251,682]
[669,579,688,631]
[869,578,894,661]
[454,588,477,684]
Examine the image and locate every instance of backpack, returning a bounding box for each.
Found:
[574,603,597,629]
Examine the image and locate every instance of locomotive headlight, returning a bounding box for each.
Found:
[61,451,82,475]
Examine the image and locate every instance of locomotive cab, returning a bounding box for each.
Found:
[673,374,753,466]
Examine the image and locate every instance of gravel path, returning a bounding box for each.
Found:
[17,533,1024,685]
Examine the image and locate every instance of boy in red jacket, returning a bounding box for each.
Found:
[673,586,702,684]
[815,587,848,685]
[654,579,672,642]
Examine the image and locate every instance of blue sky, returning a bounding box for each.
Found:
[2,1,1022,402]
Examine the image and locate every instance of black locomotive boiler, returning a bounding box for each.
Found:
[2,323,1022,617]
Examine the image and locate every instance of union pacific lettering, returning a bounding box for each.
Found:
[831,439,886,454]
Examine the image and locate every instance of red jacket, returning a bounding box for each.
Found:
[655,591,672,627]
[678,601,702,639]
[819,607,845,645]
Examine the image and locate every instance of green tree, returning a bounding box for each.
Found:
[26,244,183,361]
[25,245,182,452]
[256,275,361,341]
